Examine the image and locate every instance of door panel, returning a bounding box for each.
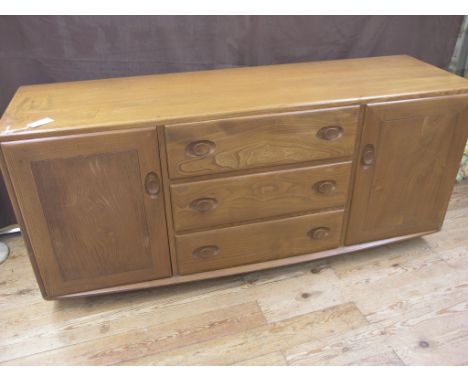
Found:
[2,127,171,297]
[346,95,468,245]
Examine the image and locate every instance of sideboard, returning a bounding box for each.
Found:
[1,55,467,299]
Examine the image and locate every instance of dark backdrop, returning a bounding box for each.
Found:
[0,15,463,227]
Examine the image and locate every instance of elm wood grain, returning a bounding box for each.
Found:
[31,152,156,281]
[346,94,468,245]
[340,105,366,246]
[165,107,359,178]
[2,55,468,140]
[1,56,468,300]
[175,210,344,275]
[157,126,180,275]
[0,147,47,298]
[1,127,172,297]
[170,162,351,232]
[168,155,352,184]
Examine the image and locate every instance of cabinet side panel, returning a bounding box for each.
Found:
[0,146,48,298]
[31,150,154,281]
[346,95,468,245]
[2,128,172,297]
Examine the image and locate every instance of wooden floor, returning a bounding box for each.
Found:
[0,181,467,366]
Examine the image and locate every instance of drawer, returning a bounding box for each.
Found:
[171,162,351,231]
[165,106,359,178]
[175,210,344,275]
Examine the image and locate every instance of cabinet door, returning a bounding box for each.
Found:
[2,128,171,297]
[346,95,468,245]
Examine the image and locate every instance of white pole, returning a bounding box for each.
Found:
[0,241,8,264]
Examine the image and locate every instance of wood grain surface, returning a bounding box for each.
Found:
[165,107,358,178]
[175,210,344,275]
[1,127,172,297]
[346,94,468,245]
[171,162,351,231]
[1,55,468,140]
[1,181,466,364]
[1,55,467,301]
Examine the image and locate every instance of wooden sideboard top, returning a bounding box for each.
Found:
[1,55,468,141]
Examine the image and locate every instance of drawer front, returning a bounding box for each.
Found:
[165,106,359,178]
[175,210,343,275]
[171,162,351,232]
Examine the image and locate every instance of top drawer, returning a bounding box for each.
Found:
[165,106,360,178]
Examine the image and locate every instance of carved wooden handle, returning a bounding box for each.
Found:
[308,227,331,240]
[316,126,343,141]
[192,245,220,259]
[362,144,375,167]
[186,140,216,157]
[144,172,161,197]
[314,180,337,194]
[190,197,218,213]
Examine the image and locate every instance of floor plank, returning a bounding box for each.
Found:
[387,297,468,365]
[2,302,265,365]
[255,261,346,323]
[233,352,288,366]
[117,303,367,365]
[285,323,403,366]
[0,180,467,365]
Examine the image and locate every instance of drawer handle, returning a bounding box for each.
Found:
[362,144,375,167]
[186,140,216,157]
[308,227,331,240]
[314,180,337,194]
[190,197,218,213]
[192,245,220,259]
[316,126,343,141]
[144,172,161,197]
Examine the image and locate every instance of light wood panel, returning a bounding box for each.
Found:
[285,322,405,366]
[346,94,468,245]
[171,162,351,231]
[1,128,172,297]
[0,180,467,365]
[165,107,358,178]
[2,55,468,140]
[234,352,288,366]
[0,302,265,365]
[175,210,344,275]
[118,303,368,365]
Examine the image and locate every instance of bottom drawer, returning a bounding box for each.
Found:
[175,210,344,275]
